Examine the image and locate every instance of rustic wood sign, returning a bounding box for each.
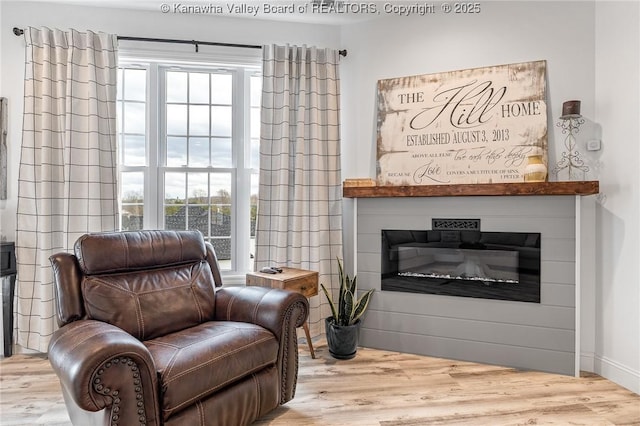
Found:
[376,60,548,186]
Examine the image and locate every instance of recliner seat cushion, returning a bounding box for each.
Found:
[144,321,279,421]
[82,261,216,340]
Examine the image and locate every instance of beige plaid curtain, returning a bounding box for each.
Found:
[15,27,118,352]
[255,44,343,338]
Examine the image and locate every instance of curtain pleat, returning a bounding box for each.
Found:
[15,27,118,352]
[255,44,343,338]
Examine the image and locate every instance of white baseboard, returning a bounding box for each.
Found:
[580,351,595,372]
[594,354,640,395]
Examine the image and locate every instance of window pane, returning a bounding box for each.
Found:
[164,172,186,203]
[249,106,260,169]
[210,173,231,202]
[121,172,144,231]
[211,106,232,136]
[124,69,146,101]
[210,173,231,238]
[211,238,231,262]
[117,68,123,100]
[123,134,146,166]
[250,75,261,106]
[189,105,210,135]
[250,138,260,170]
[189,137,210,167]
[167,71,187,103]
[166,136,187,166]
[167,104,187,134]
[211,137,232,167]
[165,205,185,230]
[124,102,145,133]
[250,107,260,139]
[116,101,123,132]
[189,73,209,104]
[249,173,258,270]
[121,172,144,202]
[188,205,209,235]
[121,204,144,230]
[188,173,209,204]
[211,74,232,104]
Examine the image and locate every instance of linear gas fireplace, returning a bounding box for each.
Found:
[381,228,541,303]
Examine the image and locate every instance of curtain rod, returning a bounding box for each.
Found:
[12,27,347,57]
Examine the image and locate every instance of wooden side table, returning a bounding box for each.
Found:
[246,267,318,359]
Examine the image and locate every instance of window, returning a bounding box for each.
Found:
[117,58,261,276]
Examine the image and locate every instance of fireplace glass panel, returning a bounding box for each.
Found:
[381,230,541,303]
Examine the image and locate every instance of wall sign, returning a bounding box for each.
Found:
[376,60,548,186]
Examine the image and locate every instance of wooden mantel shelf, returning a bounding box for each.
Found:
[343,181,599,198]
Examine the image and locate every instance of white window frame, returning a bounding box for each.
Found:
[118,44,261,282]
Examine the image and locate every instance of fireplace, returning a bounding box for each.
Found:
[381,228,541,303]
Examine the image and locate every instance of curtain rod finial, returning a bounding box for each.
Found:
[339,49,347,58]
[13,27,24,36]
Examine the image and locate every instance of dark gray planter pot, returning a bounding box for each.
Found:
[325,317,361,360]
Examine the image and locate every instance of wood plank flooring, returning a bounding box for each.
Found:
[1,343,638,425]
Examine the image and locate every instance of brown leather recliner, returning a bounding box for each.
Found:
[48,230,309,426]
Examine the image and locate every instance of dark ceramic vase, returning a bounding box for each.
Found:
[325,317,361,360]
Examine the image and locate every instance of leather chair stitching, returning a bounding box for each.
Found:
[226,292,237,320]
[176,231,184,263]
[50,325,124,367]
[196,400,205,426]
[163,360,274,414]
[163,335,274,384]
[148,326,237,354]
[145,323,240,353]
[251,288,269,324]
[188,263,206,322]
[83,278,145,337]
[134,295,145,339]
[155,320,240,379]
[253,372,261,420]
[159,347,181,385]
[119,233,129,271]
[143,340,181,349]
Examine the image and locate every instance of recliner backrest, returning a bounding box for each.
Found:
[50,230,220,339]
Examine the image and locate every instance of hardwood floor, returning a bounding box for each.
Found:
[1,343,638,425]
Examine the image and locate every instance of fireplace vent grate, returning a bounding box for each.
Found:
[432,218,480,231]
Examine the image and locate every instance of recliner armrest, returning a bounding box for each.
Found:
[48,320,161,426]
[214,286,309,404]
[213,286,308,340]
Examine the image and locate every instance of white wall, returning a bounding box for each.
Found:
[594,1,640,394]
[340,1,639,394]
[339,1,596,178]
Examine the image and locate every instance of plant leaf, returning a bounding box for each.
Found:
[342,289,355,326]
[337,257,346,321]
[320,283,338,322]
[351,289,374,324]
[348,274,357,294]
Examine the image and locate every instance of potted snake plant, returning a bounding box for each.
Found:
[320,258,374,359]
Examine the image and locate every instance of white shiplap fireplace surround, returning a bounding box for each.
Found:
[345,181,599,377]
